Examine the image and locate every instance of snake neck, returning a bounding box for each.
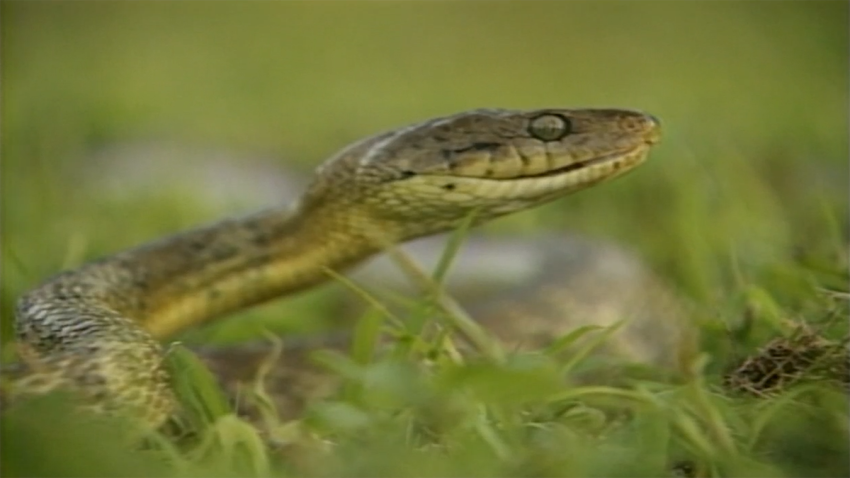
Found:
[103,200,382,339]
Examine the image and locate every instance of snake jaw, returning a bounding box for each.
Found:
[367,142,656,230]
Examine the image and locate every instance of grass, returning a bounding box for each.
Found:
[1,2,848,477]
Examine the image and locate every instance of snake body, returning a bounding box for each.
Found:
[10,108,661,426]
[196,233,689,421]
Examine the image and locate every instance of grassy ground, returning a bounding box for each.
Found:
[1,2,848,477]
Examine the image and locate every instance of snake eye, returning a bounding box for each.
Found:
[528,114,571,141]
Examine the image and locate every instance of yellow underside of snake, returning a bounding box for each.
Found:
[10,108,661,427]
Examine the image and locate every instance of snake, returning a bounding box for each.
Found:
[7,108,661,427]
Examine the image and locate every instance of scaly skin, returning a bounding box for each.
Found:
[9,108,661,426]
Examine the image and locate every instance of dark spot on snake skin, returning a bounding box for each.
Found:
[242,220,274,247]
[250,231,273,247]
[132,277,150,291]
[205,244,239,262]
[400,170,416,179]
[187,240,206,252]
[518,154,530,166]
[80,373,107,387]
[243,252,275,270]
[442,183,456,191]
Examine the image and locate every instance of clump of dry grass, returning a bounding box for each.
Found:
[724,322,848,396]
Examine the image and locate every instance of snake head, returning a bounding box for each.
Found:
[307,108,661,242]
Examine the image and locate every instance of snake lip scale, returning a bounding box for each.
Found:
[8,107,661,426]
[517,145,652,180]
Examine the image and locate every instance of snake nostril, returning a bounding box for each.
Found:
[641,113,662,144]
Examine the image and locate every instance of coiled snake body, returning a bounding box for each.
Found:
[9,108,661,427]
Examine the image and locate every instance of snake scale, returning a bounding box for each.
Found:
[7,108,661,427]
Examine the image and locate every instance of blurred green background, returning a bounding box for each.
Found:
[1,2,848,476]
[3,1,847,337]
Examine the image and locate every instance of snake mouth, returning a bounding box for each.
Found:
[507,145,647,181]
